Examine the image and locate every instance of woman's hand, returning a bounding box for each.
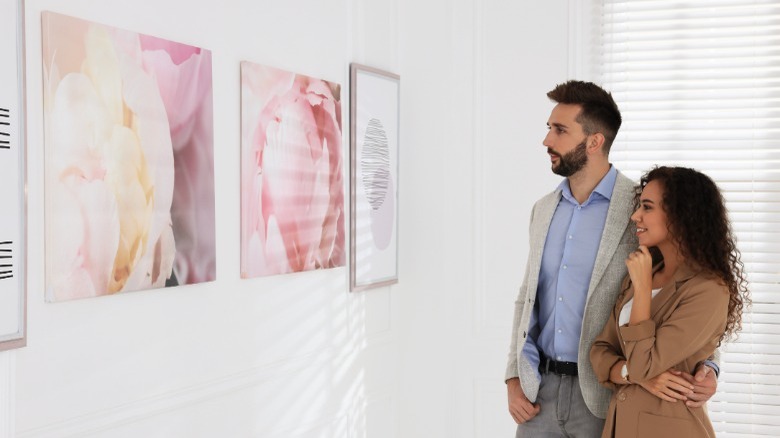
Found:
[626,245,654,294]
[638,369,694,402]
[626,245,654,324]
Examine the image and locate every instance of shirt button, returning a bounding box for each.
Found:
[568,235,573,239]
[557,356,562,361]
[562,265,568,270]
[618,393,627,402]
[577,206,582,210]
[558,297,563,302]
[557,329,562,334]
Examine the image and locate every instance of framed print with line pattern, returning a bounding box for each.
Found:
[0,0,26,351]
[349,63,399,292]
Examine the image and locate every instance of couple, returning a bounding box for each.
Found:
[505,81,749,437]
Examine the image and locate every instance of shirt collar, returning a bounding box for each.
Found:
[557,165,618,206]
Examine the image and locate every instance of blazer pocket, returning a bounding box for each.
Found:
[637,412,693,438]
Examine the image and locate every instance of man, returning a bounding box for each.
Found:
[505,80,718,437]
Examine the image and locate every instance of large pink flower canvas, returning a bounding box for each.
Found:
[42,12,216,301]
[240,62,345,278]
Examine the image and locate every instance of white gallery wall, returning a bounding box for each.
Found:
[0,0,572,436]
[395,1,571,436]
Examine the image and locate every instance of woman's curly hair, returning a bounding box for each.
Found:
[637,166,750,342]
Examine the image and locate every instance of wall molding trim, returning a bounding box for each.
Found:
[17,348,343,438]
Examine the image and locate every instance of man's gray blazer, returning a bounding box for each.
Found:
[505,170,638,418]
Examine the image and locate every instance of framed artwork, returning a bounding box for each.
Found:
[0,0,26,351]
[42,11,216,301]
[240,61,345,278]
[349,63,399,292]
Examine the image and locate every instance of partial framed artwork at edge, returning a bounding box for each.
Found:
[349,64,400,292]
[0,0,27,351]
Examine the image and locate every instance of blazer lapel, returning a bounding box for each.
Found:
[649,263,701,319]
[586,173,635,300]
[526,190,562,291]
[530,193,560,253]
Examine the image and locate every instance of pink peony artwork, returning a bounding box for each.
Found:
[240,62,345,278]
[42,12,216,301]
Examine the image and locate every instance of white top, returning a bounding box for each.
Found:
[619,288,663,326]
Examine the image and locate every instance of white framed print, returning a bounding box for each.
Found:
[349,63,399,292]
[0,0,26,351]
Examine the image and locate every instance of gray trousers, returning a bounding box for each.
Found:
[515,373,605,438]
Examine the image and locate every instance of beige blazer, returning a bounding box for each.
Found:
[506,170,638,418]
[590,263,729,438]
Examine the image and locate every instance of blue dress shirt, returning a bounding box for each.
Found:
[522,166,618,381]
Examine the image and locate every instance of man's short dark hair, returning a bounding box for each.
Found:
[547,80,622,154]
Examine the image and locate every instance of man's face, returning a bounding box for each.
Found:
[543,103,590,177]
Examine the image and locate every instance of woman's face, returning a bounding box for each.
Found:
[631,180,670,248]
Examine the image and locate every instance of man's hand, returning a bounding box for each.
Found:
[682,364,718,408]
[638,369,694,402]
[507,378,540,424]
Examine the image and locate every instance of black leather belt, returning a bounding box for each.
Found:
[539,356,578,376]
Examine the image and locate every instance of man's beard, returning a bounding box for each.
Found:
[550,139,588,177]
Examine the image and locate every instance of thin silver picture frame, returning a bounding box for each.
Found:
[349,63,400,292]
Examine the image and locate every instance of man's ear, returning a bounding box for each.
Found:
[587,133,606,154]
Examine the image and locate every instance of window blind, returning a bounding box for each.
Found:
[595,1,780,436]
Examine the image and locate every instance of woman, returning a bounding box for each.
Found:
[590,166,748,437]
